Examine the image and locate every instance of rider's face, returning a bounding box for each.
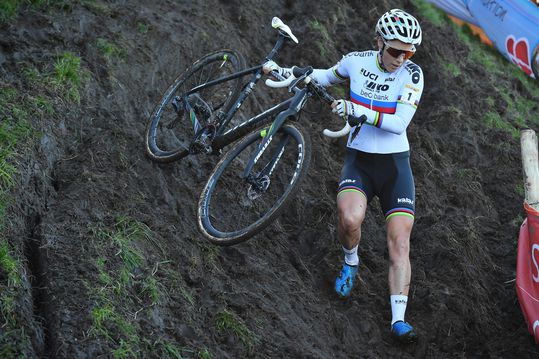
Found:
[377,38,415,72]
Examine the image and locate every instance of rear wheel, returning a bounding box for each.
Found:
[145,49,245,163]
[197,124,311,245]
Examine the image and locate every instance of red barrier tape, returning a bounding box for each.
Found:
[516,201,539,343]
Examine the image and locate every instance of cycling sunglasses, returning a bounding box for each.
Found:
[383,40,415,60]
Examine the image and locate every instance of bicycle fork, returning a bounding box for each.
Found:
[245,132,290,200]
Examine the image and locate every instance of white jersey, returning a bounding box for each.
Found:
[311,50,424,154]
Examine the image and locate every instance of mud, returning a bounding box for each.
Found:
[1,0,539,358]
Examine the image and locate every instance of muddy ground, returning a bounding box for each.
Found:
[1,0,539,358]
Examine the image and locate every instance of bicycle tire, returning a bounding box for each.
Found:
[145,49,245,163]
[197,124,311,245]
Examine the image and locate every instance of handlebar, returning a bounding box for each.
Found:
[265,66,366,138]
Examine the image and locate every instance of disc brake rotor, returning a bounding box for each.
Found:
[247,174,270,200]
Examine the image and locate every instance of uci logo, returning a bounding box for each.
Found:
[361,68,379,81]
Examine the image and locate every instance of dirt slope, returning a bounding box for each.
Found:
[1,0,539,358]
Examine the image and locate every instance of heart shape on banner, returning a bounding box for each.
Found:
[506,36,533,76]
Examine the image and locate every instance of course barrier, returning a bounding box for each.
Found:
[518,130,539,344]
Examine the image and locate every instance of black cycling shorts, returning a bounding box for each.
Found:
[337,148,415,220]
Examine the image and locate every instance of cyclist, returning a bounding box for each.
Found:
[264,9,424,343]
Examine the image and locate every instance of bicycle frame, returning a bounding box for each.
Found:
[181,35,291,154]
[242,86,309,179]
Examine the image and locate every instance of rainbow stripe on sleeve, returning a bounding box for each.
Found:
[333,68,348,80]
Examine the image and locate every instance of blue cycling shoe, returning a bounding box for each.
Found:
[335,263,358,298]
[391,321,417,343]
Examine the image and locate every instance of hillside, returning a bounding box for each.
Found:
[1,0,539,358]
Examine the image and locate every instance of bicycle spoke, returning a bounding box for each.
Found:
[199,125,310,243]
[145,50,244,162]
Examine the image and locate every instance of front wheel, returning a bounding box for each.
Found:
[145,49,245,163]
[198,124,311,245]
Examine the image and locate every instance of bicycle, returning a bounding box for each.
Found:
[197,65,365,245]
[145,17,362,245]
[145,17,300,163]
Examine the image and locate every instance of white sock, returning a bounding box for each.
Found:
[390,295,408,325]
[342,245,359,266]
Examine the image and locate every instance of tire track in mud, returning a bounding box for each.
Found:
[24,201,55,357]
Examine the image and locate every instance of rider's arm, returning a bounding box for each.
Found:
[358,100,418,135]
[309,54,353,86]
[264,53,352,86]
[310,66,348,86]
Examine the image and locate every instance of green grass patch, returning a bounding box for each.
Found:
[444,62,461,77]
[161,341,185,359]
[0,86,34,191]
[88,216,176,356]
[0,241,21,287]
[215,309,256,348]
[411,0,447,27]
[515,183,525,198]
[0,238,29,355]
[136,21,149,34]
[0,0,72,23]
[0,83,41,356]
[52,52,85,103]
[198,348,212,359]
[23,61,86,106]
[0,0,19,23]
[97,37,127,60]
[483,111,519,138]
[309,19,332,61]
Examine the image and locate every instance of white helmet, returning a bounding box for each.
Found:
[376,9,422,46]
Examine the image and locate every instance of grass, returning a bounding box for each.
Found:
[483,111,519,138]
[411,0,447,27]
[413,0,539,137]
[22,54,87,106]
[215,309,256,348]
[0,241,21,287]
[0,0,19,22]
[444,62,461,77]
[89,217,150,355]
[0,0,72,23]
[198,348,212,359]
[0,236,28,355]
[88,216,181,356]
[136,21,149,34]
[97,38,127,60]
[52,52,85,103]
[0,86,34,194]
[309,19,332,61]
[0,77,49,356]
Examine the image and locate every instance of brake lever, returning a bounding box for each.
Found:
[287,74,307,92]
